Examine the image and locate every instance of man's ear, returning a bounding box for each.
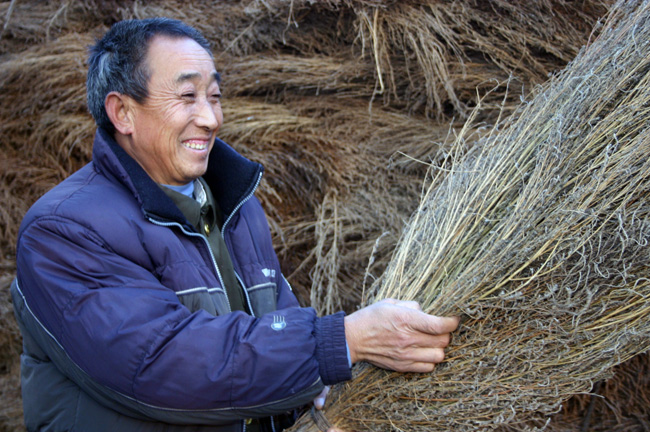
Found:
[105,92,135,136]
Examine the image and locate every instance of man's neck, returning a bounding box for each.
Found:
[161,181,194,198]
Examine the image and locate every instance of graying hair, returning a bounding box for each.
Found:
[87,18,215,134]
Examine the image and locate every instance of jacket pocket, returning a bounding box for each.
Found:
[176,287,231,316]
[244,282,277,317]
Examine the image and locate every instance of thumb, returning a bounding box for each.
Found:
[313,386,330,410]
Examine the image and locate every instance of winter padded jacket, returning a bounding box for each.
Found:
[12,127,351,431]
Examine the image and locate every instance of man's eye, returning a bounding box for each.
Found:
[182,93,195,98]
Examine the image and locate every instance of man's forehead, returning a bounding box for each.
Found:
[144,35,218,84]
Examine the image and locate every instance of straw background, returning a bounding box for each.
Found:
[1,1,647,431]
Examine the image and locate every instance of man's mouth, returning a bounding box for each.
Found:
[183,139,209,150]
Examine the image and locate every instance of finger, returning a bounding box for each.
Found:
[313,386,330,410]
[399,346,447,364]
[406,331,452,349]
[409,314,461,335]
[314,396,326,410]
[392,360,437,373]
[367,346,447,372]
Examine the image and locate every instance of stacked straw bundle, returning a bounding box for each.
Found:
[291,1,650,430]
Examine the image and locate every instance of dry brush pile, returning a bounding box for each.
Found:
[291,1,650,431]
[1,0,648,431]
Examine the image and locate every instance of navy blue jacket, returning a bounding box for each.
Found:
[12,128,351,431]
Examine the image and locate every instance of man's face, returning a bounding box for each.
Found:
[126,35,222,186]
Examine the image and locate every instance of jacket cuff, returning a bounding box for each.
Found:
[314,311,352,385]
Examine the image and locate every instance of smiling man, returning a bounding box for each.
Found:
[11,18,459,432]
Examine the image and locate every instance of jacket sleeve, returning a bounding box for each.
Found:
[276,275,352,385]
[15,214,347,424]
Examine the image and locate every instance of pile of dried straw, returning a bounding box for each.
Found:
[291,1,650,430]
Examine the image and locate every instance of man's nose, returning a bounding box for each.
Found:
[195,99,220,130]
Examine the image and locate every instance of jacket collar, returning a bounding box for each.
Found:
[203,136,264,220]
[92,127,263,225]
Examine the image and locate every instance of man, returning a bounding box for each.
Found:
[11,18,459,432]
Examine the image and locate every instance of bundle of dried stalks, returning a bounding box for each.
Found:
[219,53,375,100]
[0,32,91,146]
[252,0,613,118]
[495,351,650,432]
[0,31,95,262]
[354,0,614,117]
[0,0,130,54]
[291,1,650,430]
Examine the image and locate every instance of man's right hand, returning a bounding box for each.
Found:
[344,299,460,372]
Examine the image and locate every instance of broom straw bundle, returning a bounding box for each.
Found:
[292,1,650,430]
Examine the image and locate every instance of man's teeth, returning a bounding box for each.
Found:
[184,141,207,150]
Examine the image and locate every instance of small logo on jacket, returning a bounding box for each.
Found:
[271,315,286,331]
[261,268,276,278]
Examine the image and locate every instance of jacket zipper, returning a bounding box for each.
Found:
[222,171,263,233]
[221,171,277,430]
[149,218,256,432]
[221,171,263,317]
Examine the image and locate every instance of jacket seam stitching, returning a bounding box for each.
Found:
[50,169,97,215]
[21,215,115,256]
[73,383,83,432]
